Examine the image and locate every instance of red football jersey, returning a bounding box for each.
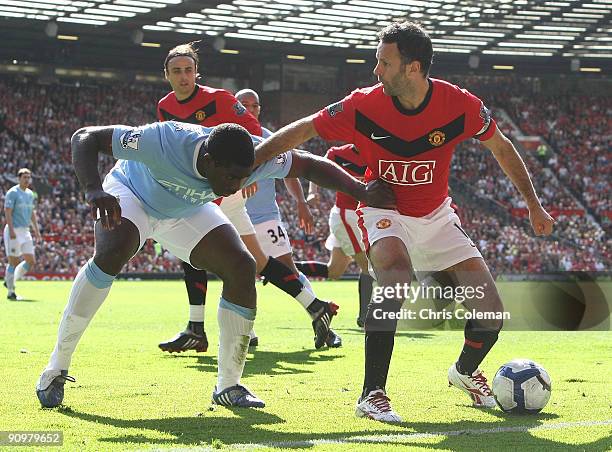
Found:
[325,144,366,210]
[313,79,496,217]
[157,84,262,136]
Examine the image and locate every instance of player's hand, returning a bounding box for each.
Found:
[364,179,396,209]
[529,204,555,236]
[297,202,315,235]
[86,189,122,230]
[241,182,258,199]
[306,192,320,207]
[9,230,16,240]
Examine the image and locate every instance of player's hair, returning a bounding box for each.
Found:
[235,89,259,103]
[17,168,31,177]
[164,42,199,72]
[378,21,433,76]
[205,123,254,168]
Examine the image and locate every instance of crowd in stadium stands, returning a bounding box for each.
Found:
[0,74,609,277]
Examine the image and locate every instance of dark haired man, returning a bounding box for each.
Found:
[157,42,261,354]
[157,44,340,352]
[4,168,41,300]
[255,21,554,422]
[35,121,394,410]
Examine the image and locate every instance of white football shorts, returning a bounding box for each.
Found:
[3,226,34,257]
[218,191,256,236]
[253,219,292,258]
[103,175,229,267]
[325,206,363,256]
[357,197,482,280]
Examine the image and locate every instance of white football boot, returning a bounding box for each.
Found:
[355,389,403,423]
[448,363,496,408]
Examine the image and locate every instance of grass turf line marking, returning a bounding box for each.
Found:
[226,419,612,450]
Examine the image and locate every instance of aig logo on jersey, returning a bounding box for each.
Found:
[428,130,446,146]
[120,129,142,151]
[379,160,436,186]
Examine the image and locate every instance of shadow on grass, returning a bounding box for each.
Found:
[58,405,609,450]
[170,348,343,377]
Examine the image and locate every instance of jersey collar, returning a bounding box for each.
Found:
[177,85,199,104]
[391,78,433,116]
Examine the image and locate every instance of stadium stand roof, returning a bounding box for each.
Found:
[1,0,610,73]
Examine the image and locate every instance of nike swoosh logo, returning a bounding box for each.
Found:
[370,133,390,140]
[341,162,352,167]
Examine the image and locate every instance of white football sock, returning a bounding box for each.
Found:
[14,261,31,280]
[4,265,15,292]
[216,298,255,392]
[189,304,204,323]
[47,259,114,371]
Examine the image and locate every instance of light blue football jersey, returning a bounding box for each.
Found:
[4,185,36,228]
[110,121,292,219]
[245,127,283,225]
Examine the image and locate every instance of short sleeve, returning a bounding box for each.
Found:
[216,91,262,136]
[156,102,165,122]
[246,151,293,185]
[462,89,496,141]
[312,91,358,143]
[112,123,163,164]
[4,191,16,209]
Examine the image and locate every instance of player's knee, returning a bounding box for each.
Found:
[93,249,129,275]
[221,250,257,287]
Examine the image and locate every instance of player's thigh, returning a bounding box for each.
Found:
[330,207,363,257]
[358,207,413,285]
[327,247,351,279]
[96,176,153,274]
[187,223,257,308]
[3,226,21,260]
[354,251,369,274]
[442,256,503,329]
[240,233,267,273]
[253,219,292,260]
[20,230,35,261]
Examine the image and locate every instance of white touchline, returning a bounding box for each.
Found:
[226,419,612,450]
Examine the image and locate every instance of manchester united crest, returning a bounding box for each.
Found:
[376,219,392,229]
[428,130,446,146]
[195,110,206,122]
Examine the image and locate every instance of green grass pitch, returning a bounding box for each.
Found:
[0,280,610,451]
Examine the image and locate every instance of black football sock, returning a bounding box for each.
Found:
[358,273,374,322]
[187,321,204,336]
[182,261,208,306]
[259,256,304,297]
[456,320,501,375]
[182,261,207,335]
[295,261,329,278]
[362,298,402,397]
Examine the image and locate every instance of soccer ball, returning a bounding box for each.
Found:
[492,359,552,414]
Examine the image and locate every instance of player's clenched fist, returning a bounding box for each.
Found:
[86,189,122,230]
[364,179,396,210]
[529,204,555,236]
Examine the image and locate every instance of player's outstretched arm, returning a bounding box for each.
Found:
[482,126,554,236]
[71,125,121,230]
[286,150,395,209]
[254,116,318,166]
